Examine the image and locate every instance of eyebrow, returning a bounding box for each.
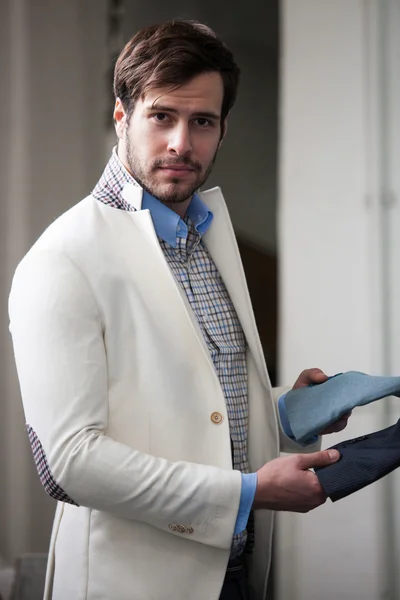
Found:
[147,104,221,120]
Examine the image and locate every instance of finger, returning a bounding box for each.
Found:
[320,415,351,435]
[307,368,328,383]
[341,411,352,419]
[322,421,348,435]
[297,449,340,469]
[293,368,328,389]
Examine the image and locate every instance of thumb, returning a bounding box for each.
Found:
[298,449,340,470]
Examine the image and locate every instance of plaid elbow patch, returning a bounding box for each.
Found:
[27,425,79,506]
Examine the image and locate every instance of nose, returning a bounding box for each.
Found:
[167,123,192,157]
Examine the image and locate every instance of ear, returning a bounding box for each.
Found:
[218,117,229,147]
[113,98,127,139]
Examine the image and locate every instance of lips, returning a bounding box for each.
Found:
[158,166,196,176]
[159,166,194,171]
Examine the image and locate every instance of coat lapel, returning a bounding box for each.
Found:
[114,187,222,384]
[200,187,270,388]
[119,181,269,389]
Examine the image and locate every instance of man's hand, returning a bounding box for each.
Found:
[253,449,340,512]
[292,367,352,435]
[292,367,328,390]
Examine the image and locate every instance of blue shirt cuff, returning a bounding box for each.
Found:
[234,473,257,535]
[278,392,319,445]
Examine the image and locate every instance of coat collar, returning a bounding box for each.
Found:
[121,181,143,210]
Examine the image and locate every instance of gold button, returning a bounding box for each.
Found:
[185,526,194,534]
[211,411,223,424]
[168,524,177,532]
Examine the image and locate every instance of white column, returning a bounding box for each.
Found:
[277,1,399,598]
[382,0,400,596]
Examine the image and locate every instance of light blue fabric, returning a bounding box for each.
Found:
[284,371,400,444]
[278,393,294,437]
[142,191,213,247]
[234,473,257,535]
[278,394,319,445]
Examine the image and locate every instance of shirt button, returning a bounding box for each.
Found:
[210,412,223,424]
[176,524,185,534]
[168,524,178,532]
[185,526,194,534]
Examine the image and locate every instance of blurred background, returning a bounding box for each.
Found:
[0,0,399,598]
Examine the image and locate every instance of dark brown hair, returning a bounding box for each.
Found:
[113,20,240,125]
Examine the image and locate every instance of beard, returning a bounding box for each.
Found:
[125,135,218,205]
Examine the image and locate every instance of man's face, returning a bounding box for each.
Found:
[114,72,226,207]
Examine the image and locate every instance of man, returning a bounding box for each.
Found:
[9,20,349,600]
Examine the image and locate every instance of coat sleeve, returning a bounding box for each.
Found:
[9,249,241,550]
[270,386,321,454]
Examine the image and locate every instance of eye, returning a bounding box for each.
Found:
[194,118,213,127]
[152,112,170,123]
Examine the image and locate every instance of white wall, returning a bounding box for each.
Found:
[278,1,400,599]
[0,0,107,561]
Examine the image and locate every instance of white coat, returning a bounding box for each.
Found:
[9,184,316,599]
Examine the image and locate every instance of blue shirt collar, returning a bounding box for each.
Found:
[142,190,213,248]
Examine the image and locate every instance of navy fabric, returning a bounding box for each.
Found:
[284,371,400,443]
[315,419,400,502]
